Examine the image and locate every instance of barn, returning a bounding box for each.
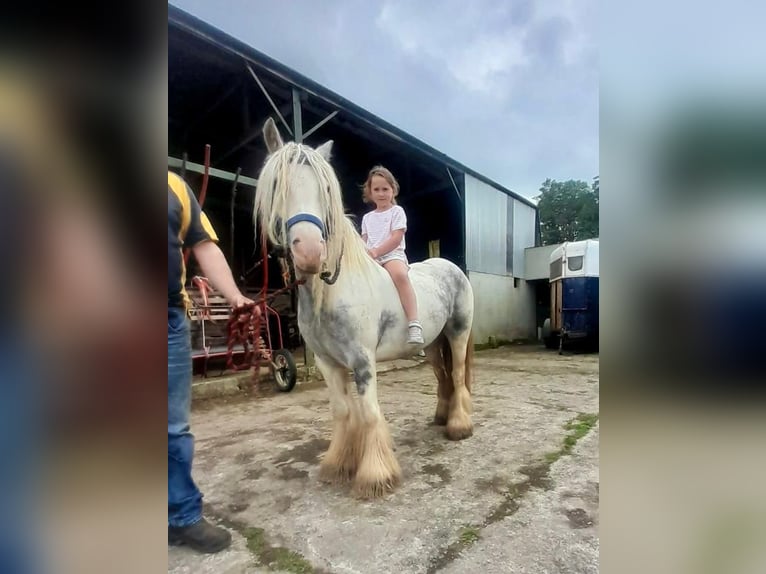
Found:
[168,5,541,348]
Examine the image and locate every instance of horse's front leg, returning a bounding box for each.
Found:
[351,352,401,499]
[317,357,360,484]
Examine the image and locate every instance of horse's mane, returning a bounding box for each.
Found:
[253,142,374,308]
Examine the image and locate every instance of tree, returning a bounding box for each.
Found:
[535,177,599,245]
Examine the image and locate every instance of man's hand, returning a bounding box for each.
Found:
[193,240,254,308]
[229,293,254,308]
[366,247,378,259]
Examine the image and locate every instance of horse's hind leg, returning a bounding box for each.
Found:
[445,330,474,441]
[424,336,453,426]
[351,351,401,499]
[317,357,360,484]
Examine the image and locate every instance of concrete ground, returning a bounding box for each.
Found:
[169,345,599,574]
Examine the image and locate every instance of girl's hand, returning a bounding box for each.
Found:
[367,247,378,259]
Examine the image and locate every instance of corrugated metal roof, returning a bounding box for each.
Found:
[168,3,538,210]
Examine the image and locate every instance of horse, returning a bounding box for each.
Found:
[253,118,475,498]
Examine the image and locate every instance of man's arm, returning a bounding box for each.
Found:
[192,240,252,308]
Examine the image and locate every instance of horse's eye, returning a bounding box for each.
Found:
[292,238,301,246]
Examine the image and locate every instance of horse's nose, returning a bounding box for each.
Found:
[291,237,325,273]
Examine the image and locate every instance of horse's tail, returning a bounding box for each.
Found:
[439,333,453,385]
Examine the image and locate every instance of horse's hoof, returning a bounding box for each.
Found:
[445,423,473,441]
[432,414,448,426]
[351,475,399,499]
[351,463,401,499]
[319,462,355,484]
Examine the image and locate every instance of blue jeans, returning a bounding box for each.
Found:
[0,337,42,574]
[168,306,202,527]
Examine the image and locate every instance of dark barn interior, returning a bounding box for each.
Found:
[169,6,483,362]
[169,9,466,300]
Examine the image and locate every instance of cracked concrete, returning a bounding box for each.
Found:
[169,345,599,573]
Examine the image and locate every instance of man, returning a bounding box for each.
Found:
[167,170,252,553]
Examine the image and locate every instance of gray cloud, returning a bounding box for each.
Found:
[171,0,598,199]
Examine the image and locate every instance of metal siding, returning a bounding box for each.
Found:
[465,174,507,275]
[523,244,560,280]
[513,200,537,278]
[506,196,514,275]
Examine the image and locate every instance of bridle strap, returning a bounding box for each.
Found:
[282,212,342,285]
[285,213,326,239]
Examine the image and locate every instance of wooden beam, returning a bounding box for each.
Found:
[168,156,258,188]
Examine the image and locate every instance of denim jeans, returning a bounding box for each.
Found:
[0,337,42,574]
[168,306,202,527]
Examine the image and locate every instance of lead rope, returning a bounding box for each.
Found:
[319,241,344,285]
[225,279,306,371]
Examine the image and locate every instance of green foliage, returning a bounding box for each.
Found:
[458,525,480,545]
[244,527,314,573]
[535,177,599,245]
[544,412,599,464]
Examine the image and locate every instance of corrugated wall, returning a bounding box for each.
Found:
[513,201,537,278]
[463,174,540,342]
[464,174,537,277]
[465,175,508,275]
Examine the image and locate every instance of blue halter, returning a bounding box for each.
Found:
[282,211,342,284]
[285,213,326,239]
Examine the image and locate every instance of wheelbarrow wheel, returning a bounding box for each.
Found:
[271,349,297,392]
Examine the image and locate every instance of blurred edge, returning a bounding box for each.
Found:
[1,1,765,574]
[601,1,766,573]
[1,2,167,574]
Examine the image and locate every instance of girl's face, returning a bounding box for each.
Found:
[370,174,395,208]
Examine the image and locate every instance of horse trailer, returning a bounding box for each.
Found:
[542,239,599,352]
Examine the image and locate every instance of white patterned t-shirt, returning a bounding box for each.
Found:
[361,205,407,259]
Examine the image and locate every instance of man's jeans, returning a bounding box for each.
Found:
[168,306,202,527]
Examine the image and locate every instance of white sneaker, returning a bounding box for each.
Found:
[407,321,425,344]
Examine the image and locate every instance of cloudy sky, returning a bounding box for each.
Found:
[170,0,598,200]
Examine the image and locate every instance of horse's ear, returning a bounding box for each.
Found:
[315,140,333,161]
[263,118,284,153]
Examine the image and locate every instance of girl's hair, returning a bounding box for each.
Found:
[362,165,400,204]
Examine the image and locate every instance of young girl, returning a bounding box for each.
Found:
[360,165,424,344]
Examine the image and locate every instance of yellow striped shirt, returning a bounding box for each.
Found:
[168,171,218,310]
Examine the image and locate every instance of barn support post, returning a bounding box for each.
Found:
[230,167,241,268]
[292,87,303,143]
[291,86,315,379]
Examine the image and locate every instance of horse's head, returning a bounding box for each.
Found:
[255,118,338,276]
